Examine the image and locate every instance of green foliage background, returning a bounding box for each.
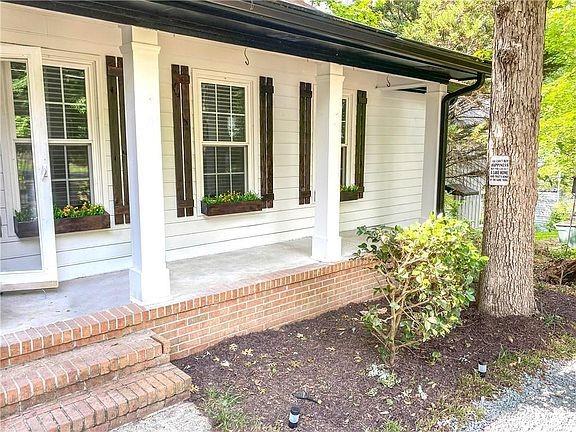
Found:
[315,0,576,192]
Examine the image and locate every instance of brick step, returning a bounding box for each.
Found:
[0,331,168,417]
[0,363,191,432]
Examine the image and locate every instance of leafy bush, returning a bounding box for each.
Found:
[444,193,463,218]
[53,202,105,219]
[547,199,573,231]
[202,191,260,205]
[14,208,36,222]
[356,214,488,365]
[340,184,360,192]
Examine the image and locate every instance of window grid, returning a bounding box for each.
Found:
[44,65,93,206]
[200,79,249,197]
[200,82,247,143]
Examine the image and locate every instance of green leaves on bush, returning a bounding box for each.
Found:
[53,202,105,219]
[202,191,260,205]
[340,184,360,192]
[356,214,488,365]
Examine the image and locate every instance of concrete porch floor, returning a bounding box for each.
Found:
[0,231,361,335]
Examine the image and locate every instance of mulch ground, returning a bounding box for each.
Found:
[175,283,576,432]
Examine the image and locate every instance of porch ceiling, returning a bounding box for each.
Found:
[15,0,491,84]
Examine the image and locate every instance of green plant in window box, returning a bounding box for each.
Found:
[340,184,361,201]
[13,202,110,239]
[201,191,263,216]
[53,202,106,219]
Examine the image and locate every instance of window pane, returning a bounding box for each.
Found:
[46,104,65,139]
[231,174,245,194]
[203,175,216,197]
[231,115,246,142]
[340,146,347,185]
[11,62,31,139]
[217,174,231,195]
[230,147,245,173]
[67,146,90,179]
[51,181,68,207]
[15,144,36,214]
[68,180,91,205]
[216,85,231,114]
[217,114,232,142]
[43,66,62,103]
[62,68,86,103]
[215,146,230,173]
[201,83,216,112]
[202,113,217,141]
[203,146,216,174]
[341,99,347,145]
[49,146,67,180]
[65,105,88,139]
[231,86,245,114]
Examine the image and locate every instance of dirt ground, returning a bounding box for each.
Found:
[175,283,576,431]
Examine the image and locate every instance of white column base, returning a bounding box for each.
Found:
[129,267,171,305]
[312,234,342,262]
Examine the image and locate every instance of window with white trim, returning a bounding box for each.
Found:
[200,81,248,197]
[42,65,92,207]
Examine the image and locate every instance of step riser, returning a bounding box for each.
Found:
[1,354,170,418]
[1,365,191,432]
[1,332,169,415]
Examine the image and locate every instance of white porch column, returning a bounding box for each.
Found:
[312,63,345,261]
[421,83,447,220]
[120,26,170,303]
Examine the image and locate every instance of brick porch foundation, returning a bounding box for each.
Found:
[1,258,377,367]
[1,258,378,431]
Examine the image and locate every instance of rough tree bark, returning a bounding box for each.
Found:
[479,0,547,317]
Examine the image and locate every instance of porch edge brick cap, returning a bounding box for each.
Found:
[1,257,374,365]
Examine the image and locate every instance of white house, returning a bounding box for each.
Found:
[0,2,491,430]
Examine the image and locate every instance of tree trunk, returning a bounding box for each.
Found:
[479,0,547,317]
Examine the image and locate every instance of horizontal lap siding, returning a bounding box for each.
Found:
[340,73,426,231]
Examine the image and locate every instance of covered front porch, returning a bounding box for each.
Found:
[1,230,362,335]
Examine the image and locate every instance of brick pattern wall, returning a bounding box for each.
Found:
[1,259,378,366]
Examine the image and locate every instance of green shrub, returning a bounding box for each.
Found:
[202,191,260,205]
[444,193,463,218]
[340,184,360,192]
[53,202,105,219]
[14,208,36,222]
[547,199,573,231]
[356,214,487,365]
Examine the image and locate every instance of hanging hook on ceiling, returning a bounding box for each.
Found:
[250,0,255,11]
[244,47,250,66]
[386,74,391,87]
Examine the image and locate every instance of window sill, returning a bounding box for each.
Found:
[13,213,111,239]
[201,200,264,216]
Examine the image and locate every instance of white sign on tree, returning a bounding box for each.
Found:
[489,155,510,186]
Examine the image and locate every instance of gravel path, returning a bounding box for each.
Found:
[458,360,576,432]
[112,402,212,432]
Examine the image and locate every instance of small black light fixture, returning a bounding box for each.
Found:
[288,405,301,429]
[478,360,487,378]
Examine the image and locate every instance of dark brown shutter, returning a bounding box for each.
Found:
[299,82,313,205]
[355,90,368,199]
[106,56,130,224]
[259,76,274,208]
[171,65,194,217]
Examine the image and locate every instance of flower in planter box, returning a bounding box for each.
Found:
[202,191,261,206]
[53,202,106,219]
[340,184,360,193]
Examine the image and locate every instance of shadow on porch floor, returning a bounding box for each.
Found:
[0,231,361,335]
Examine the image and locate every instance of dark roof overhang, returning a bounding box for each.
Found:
[11,0,491,84]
